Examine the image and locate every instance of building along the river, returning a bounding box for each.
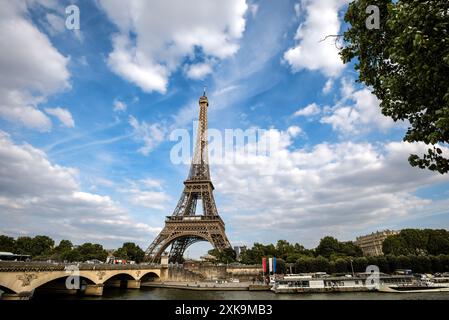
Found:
[355,230,399,256]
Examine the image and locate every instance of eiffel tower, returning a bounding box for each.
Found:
[145,90,232,263]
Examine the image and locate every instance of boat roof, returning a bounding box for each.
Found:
[279,274,413,282]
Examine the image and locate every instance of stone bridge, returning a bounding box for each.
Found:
[0,262,166,299]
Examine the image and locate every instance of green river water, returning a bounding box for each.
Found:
[59,287,449,300]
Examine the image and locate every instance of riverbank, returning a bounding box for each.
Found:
[141,281,271,291]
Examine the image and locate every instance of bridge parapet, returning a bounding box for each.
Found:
[0,262,164,299]
[0,262,161,272]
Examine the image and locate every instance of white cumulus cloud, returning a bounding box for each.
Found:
[44,107,75,128]
[129,115,167,156]
[117,178,171,210]
[322,78,334,95]
[0,1,70,131]
[98,0,248,93]
[320,78,395,134]
[283,0,348,77]
[185,62,213,80]
[0,130,159,247]
[293,103,321,117]
[213,127,449,247]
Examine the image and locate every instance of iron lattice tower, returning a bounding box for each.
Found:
[145,92,232,263]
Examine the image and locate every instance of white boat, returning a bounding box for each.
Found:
[379,283,449,293]
[379,277,449,293]
[272,273,416,294]
[272,275,369,293]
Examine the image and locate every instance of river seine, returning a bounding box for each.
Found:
[59,288,449,300]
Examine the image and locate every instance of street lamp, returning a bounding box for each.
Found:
[350,259,355,277]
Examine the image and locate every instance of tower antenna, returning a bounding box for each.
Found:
[203,85,207,97]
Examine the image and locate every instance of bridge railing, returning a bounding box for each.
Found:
[0,261,161,272]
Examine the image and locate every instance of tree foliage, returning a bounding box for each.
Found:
[316,237,363,259]
[54,240,73,254]
[29,235,54,257]
[114,242,145,263]
[340,0,449,173]
[15,237,34,255]
[383,229,449,256]
[51,240,73,261]
[229,231,449,274]
[0,234,110,262]
[14,235,54,257]
[293,254,449,274]
[237,238,361,266]
[315,237,341,258]
[0,235,16,252]
[238,240,313,265]
[208,247,237,264]
[71,243,108,262]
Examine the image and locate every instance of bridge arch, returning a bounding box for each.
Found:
[33,274,96,297]
[0,284,16,294]
[0,271,99,294]
[30,272,98,292]
[102,272,137,283]
[139,271,160,282]
[101,272,139,289]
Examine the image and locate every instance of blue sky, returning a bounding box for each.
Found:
[1,0,448,258]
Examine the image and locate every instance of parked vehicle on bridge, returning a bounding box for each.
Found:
[85,259,104,264]
[0,252,31,262]
[105,256,131,264]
